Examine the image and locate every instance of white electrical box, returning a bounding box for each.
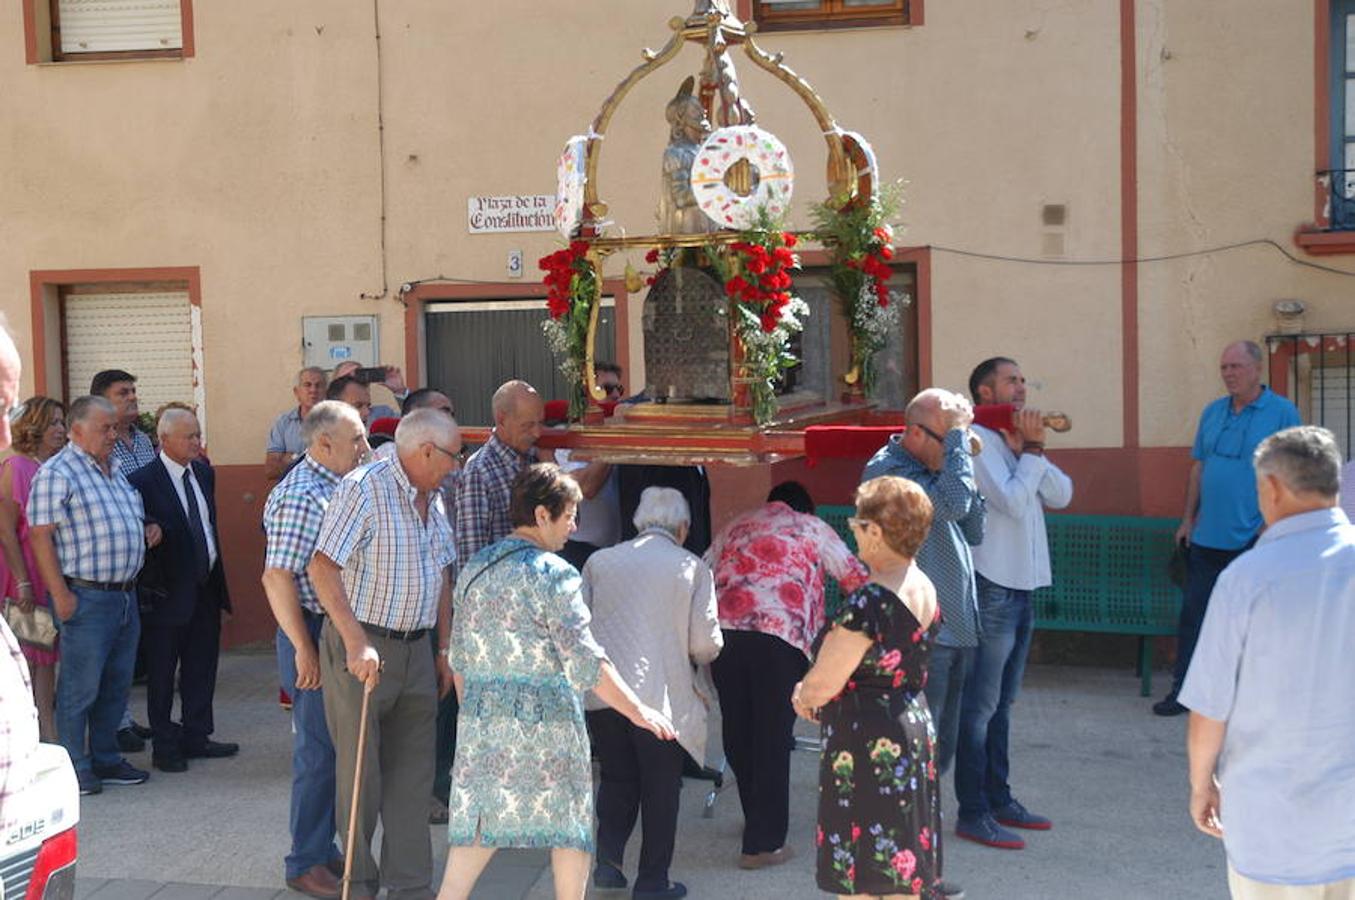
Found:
[302,316,380,370]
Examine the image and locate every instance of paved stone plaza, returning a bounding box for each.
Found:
[71,647,1228,899]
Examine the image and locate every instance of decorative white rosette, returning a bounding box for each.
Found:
[690,126,795,230]
[554,135,589,238]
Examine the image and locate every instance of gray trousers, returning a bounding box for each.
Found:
[320,619,437,897]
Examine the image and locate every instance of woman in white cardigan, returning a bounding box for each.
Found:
[582,486,724,900]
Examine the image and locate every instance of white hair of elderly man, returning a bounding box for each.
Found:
[394,407,459,450]
[633,486,691,536]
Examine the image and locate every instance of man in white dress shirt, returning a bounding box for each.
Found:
[128,409,237,772]
[953,357,1073,851]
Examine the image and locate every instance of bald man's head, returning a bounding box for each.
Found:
[491,380,543,454]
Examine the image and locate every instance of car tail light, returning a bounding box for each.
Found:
[25,827,76,900]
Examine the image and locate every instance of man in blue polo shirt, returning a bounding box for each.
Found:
[1154,340,1300,716]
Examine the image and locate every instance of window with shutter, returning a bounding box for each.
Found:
[751,0,918,31]
[63,290,196,415]
[423,299,617,427]
[51,0,185,60]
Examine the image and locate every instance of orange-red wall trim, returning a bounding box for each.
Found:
[179,0,196,58]
[22,1,38,64]
[901,246,933,387]
[1120,0,1140,449]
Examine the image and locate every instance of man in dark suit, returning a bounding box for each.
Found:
[129,408,237,772]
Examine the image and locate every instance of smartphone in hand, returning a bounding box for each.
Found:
[353,366,388,385]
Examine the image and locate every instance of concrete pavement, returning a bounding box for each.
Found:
[72,646,1229,899]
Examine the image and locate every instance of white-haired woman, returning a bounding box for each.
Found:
[582,487,724,899]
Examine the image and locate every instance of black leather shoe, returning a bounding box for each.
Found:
[593,862,627,890]
[152,752,187,773]
[116,727,145,753]
[632,882,686,899]
[182,739,239,759]
[129,721,153,740]
[1152,695,1188,716]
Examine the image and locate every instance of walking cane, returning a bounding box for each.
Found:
[341,677,376,900]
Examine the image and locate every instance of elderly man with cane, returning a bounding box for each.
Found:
[309,409,461,900]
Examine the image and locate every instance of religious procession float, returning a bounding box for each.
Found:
[520,0,1064,466]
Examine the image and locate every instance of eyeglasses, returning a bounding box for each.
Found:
[601,383,625,396]
[912,423,946,444]
[1209,407,1256,460]
[429,443,463,466]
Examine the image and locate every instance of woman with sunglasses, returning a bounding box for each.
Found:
[794,476,941,900]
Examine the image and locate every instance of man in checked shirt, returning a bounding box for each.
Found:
[309,409,462,900]
[261,401,370,899]
[452,380,544,565]
[29,395,164,797]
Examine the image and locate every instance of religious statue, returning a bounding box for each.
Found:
[659,76,716,235]
[690,0,736,21]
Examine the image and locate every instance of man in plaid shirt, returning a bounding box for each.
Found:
[29,395,162,796]
[453,380,544,565]
[309,409,461,900]
[262,401,370,899]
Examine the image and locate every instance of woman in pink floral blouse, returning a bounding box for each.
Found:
[706,481,868,871]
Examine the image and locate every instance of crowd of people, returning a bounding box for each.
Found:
[0,332,1352,900]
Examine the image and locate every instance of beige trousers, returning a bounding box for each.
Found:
[321,619,437,899]
[1229,865,1355,900]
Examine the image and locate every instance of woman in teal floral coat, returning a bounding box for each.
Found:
[437,464,676,900]
[793,476,943,900]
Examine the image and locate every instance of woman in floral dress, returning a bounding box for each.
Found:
[793,476,942,900]
[438,464,676,900]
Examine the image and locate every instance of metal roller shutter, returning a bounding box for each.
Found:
[57,0,183,54]
[424,299,616,427]
[65,292,195,414]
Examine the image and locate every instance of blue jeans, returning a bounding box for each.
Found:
[954,575,1034,821]
[55,586,140,775]
[923,642,975,776]
[277,616,340,880]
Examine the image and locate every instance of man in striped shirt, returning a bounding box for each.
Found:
[29,395,162,796]
[262,401,370,899]
[309,409,461,900]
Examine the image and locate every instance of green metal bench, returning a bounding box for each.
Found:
[817,507,1181,696]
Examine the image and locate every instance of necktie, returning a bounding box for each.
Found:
[182,468,211,583]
